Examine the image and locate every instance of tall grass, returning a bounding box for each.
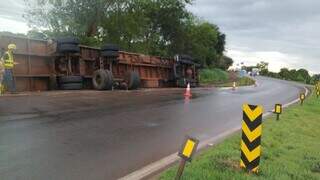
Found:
[200,68,229,84]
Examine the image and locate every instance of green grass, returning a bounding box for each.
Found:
[199,68,229,84]
[160,92,320,180]
[216,77,256,87]
[199,68,255,87]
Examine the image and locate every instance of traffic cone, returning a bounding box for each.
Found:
[184,83,192,97]
[232,81,236,91]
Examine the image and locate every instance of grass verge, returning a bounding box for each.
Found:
[160,92,320,180]
[215,77,256,87]
[199,68,255,87]
[199,68,229,84]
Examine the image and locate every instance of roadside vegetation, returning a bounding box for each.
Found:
[160,92,320,180]
[215,76,256,87]
[199,68,229,84]
[0,0,231,70]
[244,61,320,85]
[200,68,255,87]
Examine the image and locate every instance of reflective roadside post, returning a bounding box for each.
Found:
[300,93,305,106]
[240,104,263,173]
[274,104,282,120]
[176,136,199,180]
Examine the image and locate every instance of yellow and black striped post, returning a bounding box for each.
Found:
[300,93,305,105]
[240,104,263,173]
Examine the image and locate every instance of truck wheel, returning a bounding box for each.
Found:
[58,44,80,53]
[124,71,140,90]
[105,70,114,89]
[49,75,58,90]
[101,44,120,51]
[59,76,83,84]
[92,69,113,90]
[179,54,193,61]
[60,83,83,90]
[56,37,80,44]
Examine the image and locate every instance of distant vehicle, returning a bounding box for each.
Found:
[239,70,247,77]
[251,68,260,77]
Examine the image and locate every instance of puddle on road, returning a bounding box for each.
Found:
[0,114,40,121]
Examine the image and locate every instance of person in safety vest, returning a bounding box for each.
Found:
[1,44,17,93]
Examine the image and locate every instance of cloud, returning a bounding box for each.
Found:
[0,17,29,33]
[226,48,296,72]
[0,0,30,33]
[188,0,320,73]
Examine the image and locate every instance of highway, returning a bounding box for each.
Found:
[0,77,304,180]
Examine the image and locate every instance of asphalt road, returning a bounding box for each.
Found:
[0,77,304,180]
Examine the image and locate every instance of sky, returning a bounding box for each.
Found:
[0,0,319,73]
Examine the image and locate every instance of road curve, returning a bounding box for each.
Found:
[0,77,304,180]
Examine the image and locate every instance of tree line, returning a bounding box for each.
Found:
[19,0,233,69]
[244,61,319,85]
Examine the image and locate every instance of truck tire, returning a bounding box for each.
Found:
[60,83,83,90]
[49,75,58,90]
[179,54,193,61]
[101,44,120,51]
[56,37,80,44]
[59,76,83,84]
[58,44,80,53]
[124,71,140,90]
[101,50,119,58]
[92,69,113,90]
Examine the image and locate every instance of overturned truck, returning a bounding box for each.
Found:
[0,36,200,92]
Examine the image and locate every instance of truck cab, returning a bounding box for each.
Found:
[173,55,200,87]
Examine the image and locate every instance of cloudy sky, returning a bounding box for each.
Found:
[0,0,319,73]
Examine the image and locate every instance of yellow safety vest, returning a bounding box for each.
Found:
[2,51,14,69]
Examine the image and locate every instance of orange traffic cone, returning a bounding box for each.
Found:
[184,83,192,97]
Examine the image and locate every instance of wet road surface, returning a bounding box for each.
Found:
[0,77,304,180]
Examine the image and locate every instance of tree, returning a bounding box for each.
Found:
[256,61,268,71]
[182,22,222,66]
[279,68,290,80]
[216,56,233,70]
[27,29,47,40]
[296,69,309,79]
[289,69,297,80]
[256,61,269,75]
[310,74,320,84]
[24,0,226,67]
[0,31,27,38]
[25,0,194,49]
[25,0,115,38]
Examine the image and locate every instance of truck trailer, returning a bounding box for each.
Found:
[0,36,200,92]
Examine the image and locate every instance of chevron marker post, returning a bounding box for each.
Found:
[240,104,263,173]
